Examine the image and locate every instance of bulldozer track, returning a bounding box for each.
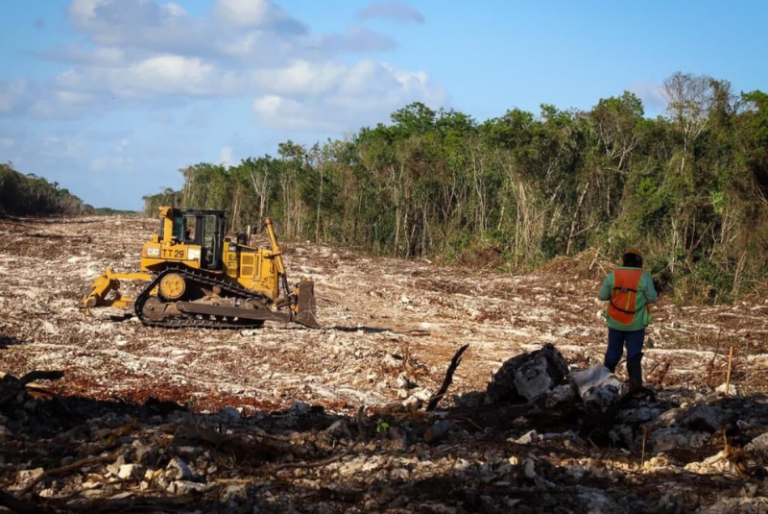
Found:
[134,266,274,329]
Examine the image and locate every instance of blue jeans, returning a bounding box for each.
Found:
[604,328,645,372]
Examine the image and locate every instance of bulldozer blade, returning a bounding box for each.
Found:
[80,268,150,312]
[295,278,320,329]
[176,302,292,323]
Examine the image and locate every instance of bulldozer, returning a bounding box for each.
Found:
[80,206,319,329]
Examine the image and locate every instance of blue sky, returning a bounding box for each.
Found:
[1,0,766,210]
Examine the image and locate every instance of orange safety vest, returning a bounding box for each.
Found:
[608,269,651,325]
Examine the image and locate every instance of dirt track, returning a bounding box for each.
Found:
[1,215,767,413]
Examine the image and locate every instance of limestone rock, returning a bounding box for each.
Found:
[569,365,621,413]
[486,344,568,404]
[165,457,192,481]
[117,464,145,480]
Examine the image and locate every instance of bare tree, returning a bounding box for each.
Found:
[663,72,714,155]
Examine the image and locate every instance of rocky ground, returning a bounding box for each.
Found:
[1,215,768,513]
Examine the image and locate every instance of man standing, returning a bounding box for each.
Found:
[599,248,657,391]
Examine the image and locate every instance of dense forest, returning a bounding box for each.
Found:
[143,72,768,302]
[0,162,87,216]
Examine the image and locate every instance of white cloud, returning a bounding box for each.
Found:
[0,138,15,149]
[252,62,444,131]
[69,0,187,30]
[255,60,348,97]
[68,0,106,28]
[219,146,235,166]
[5,0,442,133]
[629,79,668,114]
[48,53,442,131]
[357,1,425,23]
[213,0,307,33]
[56,55,219,97]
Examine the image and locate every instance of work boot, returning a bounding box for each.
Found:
[626,353,643,393]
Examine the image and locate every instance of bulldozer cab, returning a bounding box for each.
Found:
[160,209,225,271]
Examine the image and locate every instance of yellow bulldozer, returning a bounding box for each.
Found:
[81,206,319,329]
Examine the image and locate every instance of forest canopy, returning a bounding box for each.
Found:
[0,162,88,216]
[143,72,768,302]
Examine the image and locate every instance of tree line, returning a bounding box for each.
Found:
[143,72,768,302]
[0,163,87,216]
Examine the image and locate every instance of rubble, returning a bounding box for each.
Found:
[683,403,723,432]
[485,343,568,404]
[569,365,622,414]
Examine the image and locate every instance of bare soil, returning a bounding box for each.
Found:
[1,215,768,513]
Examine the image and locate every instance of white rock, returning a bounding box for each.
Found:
[167,480,210,495]
[395,372,411,389]
[17,468,44,485]
[745,432,768,454]
[117,464,145,480]
[524,459,537,479]
[515,430,539,445]
[382,353,401,370]
[716,383,737,395]
[165,457,192,481]
[224,483,247,502]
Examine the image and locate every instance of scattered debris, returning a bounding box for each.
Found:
[2,216,768,512]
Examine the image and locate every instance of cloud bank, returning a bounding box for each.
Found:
[1,0,441,131]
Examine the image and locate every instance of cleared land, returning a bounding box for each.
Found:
[1,215,768,513]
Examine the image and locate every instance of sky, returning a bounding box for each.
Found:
[1,1,767,210]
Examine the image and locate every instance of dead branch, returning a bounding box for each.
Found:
[18,371,65,387]
[176,422,300,462]
[0,370,64,408]
[17,452,118,498]
[426,344,470,412]
[0,490,51,514]
[725,346,734,395]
